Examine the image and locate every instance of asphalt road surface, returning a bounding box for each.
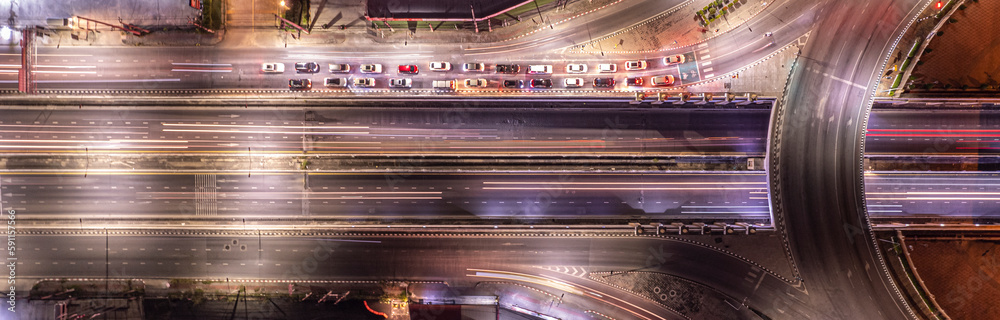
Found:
[867,108,1000,157]
[0,0,810,93]
[2,172,767,220]
[0,106,768,157]
[13,233,785,320]
[771,0,926,318]
[866,172,1000,219]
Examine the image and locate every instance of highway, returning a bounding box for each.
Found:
[0,106,768,156]
[13,232,780,320]
[2,172,768,220]
[867,108,1000,157]
[865,172,1000,219]
[769,0,926,318]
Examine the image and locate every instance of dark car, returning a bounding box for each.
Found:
[626,77,643,86]
[398,65,418,74]
[294,62,320,73]
[502,80,524,88]
[289,79,312,89]
[530,79,552,88]
[594,78,616,88]
[495,64,520,74]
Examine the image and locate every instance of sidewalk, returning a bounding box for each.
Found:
[576,0,770,54]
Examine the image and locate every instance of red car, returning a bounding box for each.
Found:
[398,65,418,74]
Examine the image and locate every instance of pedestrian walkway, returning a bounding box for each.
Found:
[8,0,200,27]
[576,0,770,54]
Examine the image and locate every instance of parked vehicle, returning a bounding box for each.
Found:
[295,62,320,73]
[261,63,285,73]
[324,77,348,87]
[328,63,351,73]
[289,79,312,89]
[593,78,616,88]
[527,65,553,74]
[429,62,452,71]
[360,64,383,73]
[463,62,485,72]
[597,63,617,73]
[495,64,520,74]
[651,75,675,86]
[354,77,376,87]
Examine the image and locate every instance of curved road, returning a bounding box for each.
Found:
[771,0,926,318]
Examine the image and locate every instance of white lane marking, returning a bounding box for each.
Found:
[701,54,711,59]
[170,69,232,73]
[171,63,232,66]
[703,67,714,73]
[697,42,708,49]
[32,78,181,83]
[698,49,710,55]
[701,61,712,66]
[824,73,868,90]
[704,73,715,78]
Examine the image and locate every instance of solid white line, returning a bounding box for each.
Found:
[171,63,233,66]
[32,71,97,74]
[171,69,232,73]
[33,78,181,83]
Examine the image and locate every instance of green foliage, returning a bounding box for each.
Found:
[199,0,223,31]
[944,83,953,89]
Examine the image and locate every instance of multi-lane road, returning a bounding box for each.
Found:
[2,172,768,220]
[0,106,769,156]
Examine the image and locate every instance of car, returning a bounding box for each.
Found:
[625,60,647,71]
[324,77,348,87]
[433,80,456,90]
[261,63,285,73]
[502,79,524,88]
[354,77,376,87]
[328,63,351,73]
[627,77,644,86]
[663,55,685,65]
[597,63,617,73]
[495,64,520,74]
[593,78,615,88]
[566,64,587,73]
[429,62,452,71]
[564,78,584,88]
[360,64,382,73]
[530,79,552,88]
[463,62,485,72]
[527,65,553,74]
[294,62,320,73]
[651,75,675,86]
[389,78,412,88]
[289,79,312,89]
[398,65,418,74]
[464,79,488,88]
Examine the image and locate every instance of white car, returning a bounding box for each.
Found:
[360,64,382,73]
[663,55,685,65]
[354,77,376,87]
[328,63,351,73]
[564,78,584,88]
[597,63,617,73]
[261,63,284,73]
[527,65,553,74]
[565,64,587,73]
[625,60,648,71]
[389,78,412,88]
[463,62,485,72]
[464,79,488,88]
[651,75,675,86]
[429,62,452,71]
